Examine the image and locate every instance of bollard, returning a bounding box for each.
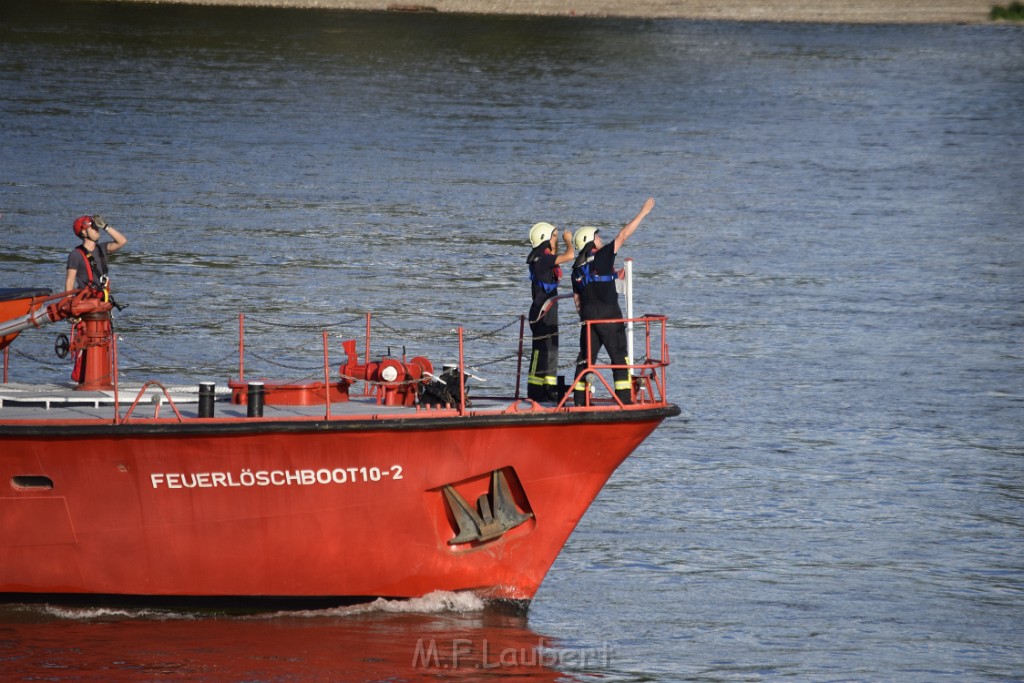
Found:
[198,381,216,418]
[247,381,264,418]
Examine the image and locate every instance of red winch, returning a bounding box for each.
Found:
[228,338,436,408]
[0,287,114,390]
[339,339,433,407]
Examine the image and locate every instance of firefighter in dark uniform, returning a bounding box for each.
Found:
[526,221,575,402]
[572,197,655,406]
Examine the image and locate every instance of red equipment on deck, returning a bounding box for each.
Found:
[0,287,114,390]
[229,339,434,407]
[339,339,434,407]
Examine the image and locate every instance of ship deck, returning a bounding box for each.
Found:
[0,380,683,434]
[0,381,514,422]
[1,294,677,428]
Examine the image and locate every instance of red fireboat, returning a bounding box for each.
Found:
[0,285,679,610]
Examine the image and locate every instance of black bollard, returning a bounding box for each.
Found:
[198,381,216,418]
[247,381,264,418]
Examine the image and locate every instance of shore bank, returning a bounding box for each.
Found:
[106,0,998,24]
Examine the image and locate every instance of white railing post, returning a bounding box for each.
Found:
[624,258,634,373]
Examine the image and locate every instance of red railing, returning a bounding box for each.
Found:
[519,314,671,409]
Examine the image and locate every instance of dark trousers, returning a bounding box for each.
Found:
[574,320,631,405]
[528,317,559,401]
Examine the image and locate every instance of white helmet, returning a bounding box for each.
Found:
[573,226,599,251]
[529,222,556,248]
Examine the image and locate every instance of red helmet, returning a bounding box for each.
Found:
[73,215,94,238]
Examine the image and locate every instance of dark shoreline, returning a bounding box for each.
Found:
[97,0,998,24]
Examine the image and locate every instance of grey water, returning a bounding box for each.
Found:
[1,1,1023,680]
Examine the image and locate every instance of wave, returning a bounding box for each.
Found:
[12,590,486,623]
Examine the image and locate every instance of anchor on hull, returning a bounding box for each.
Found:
[443,470,534,545]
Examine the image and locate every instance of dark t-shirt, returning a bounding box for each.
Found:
[580,243,621,320]
[66,243,110,289]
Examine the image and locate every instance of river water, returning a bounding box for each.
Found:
[2,1,1023,681]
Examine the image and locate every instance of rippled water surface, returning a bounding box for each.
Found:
[1,1,1023,680]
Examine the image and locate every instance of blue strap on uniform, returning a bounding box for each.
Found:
[577,262,614,286]
[529,268,559,294]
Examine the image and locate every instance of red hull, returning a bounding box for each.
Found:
[0,409,674,604]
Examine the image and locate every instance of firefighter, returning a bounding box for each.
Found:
[65,214,128,294]
[64,214,127,385]
[526,221,575,402]
[572,197,655,406]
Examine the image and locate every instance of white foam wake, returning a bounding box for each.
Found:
[282,590,486,618]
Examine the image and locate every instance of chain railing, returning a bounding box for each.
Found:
[2,307,672,412]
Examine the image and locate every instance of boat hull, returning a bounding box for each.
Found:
[0,407,676,605]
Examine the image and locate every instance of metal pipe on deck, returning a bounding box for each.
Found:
[0,306,61,339]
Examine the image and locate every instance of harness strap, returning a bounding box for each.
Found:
[76,245,110,301]
[528,265,559,294]
[76,245,95,284]
[576,262,615,285]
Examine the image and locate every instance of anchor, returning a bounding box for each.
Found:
[443,470,533,545]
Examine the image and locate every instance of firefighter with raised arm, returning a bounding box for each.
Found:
[65,214,128,295]
[63,214,128,386]
[571,197,655,407]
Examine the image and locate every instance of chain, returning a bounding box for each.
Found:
[4,313,605,386]
[463,317,520,342]
[465,352,520,370]
[117,339,237,371]
[244,315,365,331]
[245,350,325,374]
[8,347,68,368]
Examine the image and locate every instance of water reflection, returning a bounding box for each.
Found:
[0,593,595,682]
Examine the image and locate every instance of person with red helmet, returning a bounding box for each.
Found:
[65,215,128,293]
